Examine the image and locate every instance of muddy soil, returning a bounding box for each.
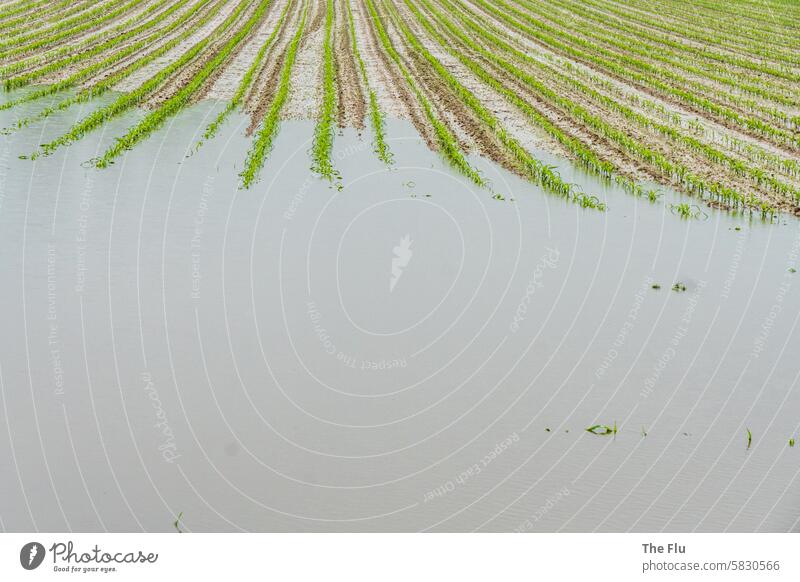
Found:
[333,0,365,129]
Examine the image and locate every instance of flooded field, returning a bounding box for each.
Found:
[0,97,799,532]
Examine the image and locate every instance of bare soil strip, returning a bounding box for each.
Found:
[282,0,323,119]
[205,0,290,101]
[334,0,364,129]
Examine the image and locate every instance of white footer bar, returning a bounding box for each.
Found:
[1,533,796,581]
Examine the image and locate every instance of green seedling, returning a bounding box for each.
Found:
[586,422,617,435]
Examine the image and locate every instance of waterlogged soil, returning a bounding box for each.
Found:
[1,98,800,532]
[333,0,364,129]
[112,0,241,94]
[205,0,291,101]
[38,0,192,86]
[282,0,324,120]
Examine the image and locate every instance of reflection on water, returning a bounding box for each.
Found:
[0,94,799,531]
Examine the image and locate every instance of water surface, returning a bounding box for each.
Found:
[0,95,799,531]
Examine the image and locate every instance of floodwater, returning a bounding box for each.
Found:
[1,93,799,532]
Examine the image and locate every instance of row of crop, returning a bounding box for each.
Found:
[0,0,53,23]
[362,0,486,188]
[721,135,800,181]
[0,0,77,35]
[609,0,800,52]
[201,0,295,146]
[463,0,789,211]
[1,0,216,117]
[633,0,799,34]
[508,0,800,127]
[421,0,665,204]
[461,1,800,202]
[391,0,608,209]
[0,0,129,51]
[409,0,653,204]
[533,0,800,113]
[0,0,124,47]
[96,0,275,168]
[552,57,800,183]
[627,0,800,38]
[29,0,256,159]
[532,0,800,84]
[3,0,190,91]
[432,0,775,215]
[310,0,338,182]
[345,0,391,164]
[1,0,101,39]
[6,0,230,138]
[474,0,799,150]
[0,0,146,60]
[240,0,309,188]
[0,0,173,79]
[584,0,800,68]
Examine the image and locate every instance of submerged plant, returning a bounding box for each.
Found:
[647,189,662,202]
[586,422,618,435]
[670,202,708,220]
[173,512,184,533]
[310,0,339,185]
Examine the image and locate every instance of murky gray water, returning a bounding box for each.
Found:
[1,93,799,532]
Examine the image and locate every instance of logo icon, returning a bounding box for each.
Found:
[390,235,414,292]
[20,542,45,570]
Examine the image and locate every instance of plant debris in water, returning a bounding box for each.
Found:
[586,422,618,435]
[173,512,184,533]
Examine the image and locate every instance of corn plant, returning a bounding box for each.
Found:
[240,0,310,188]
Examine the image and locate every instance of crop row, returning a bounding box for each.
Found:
[583,0,800,68]
[200,0,295,146]
[0,0,149,60]
[471,0,800,150]
[2,0,193,91]
[0,0,794,215]
[345,0,392,164]
[96,0,274,167]
[29,0,256,159]
[425,0,779,214]
[363,0,487,189]
[4,0,228,136]
[460,0,798,200]
[310,0,338,182]
[240,0,309,188]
